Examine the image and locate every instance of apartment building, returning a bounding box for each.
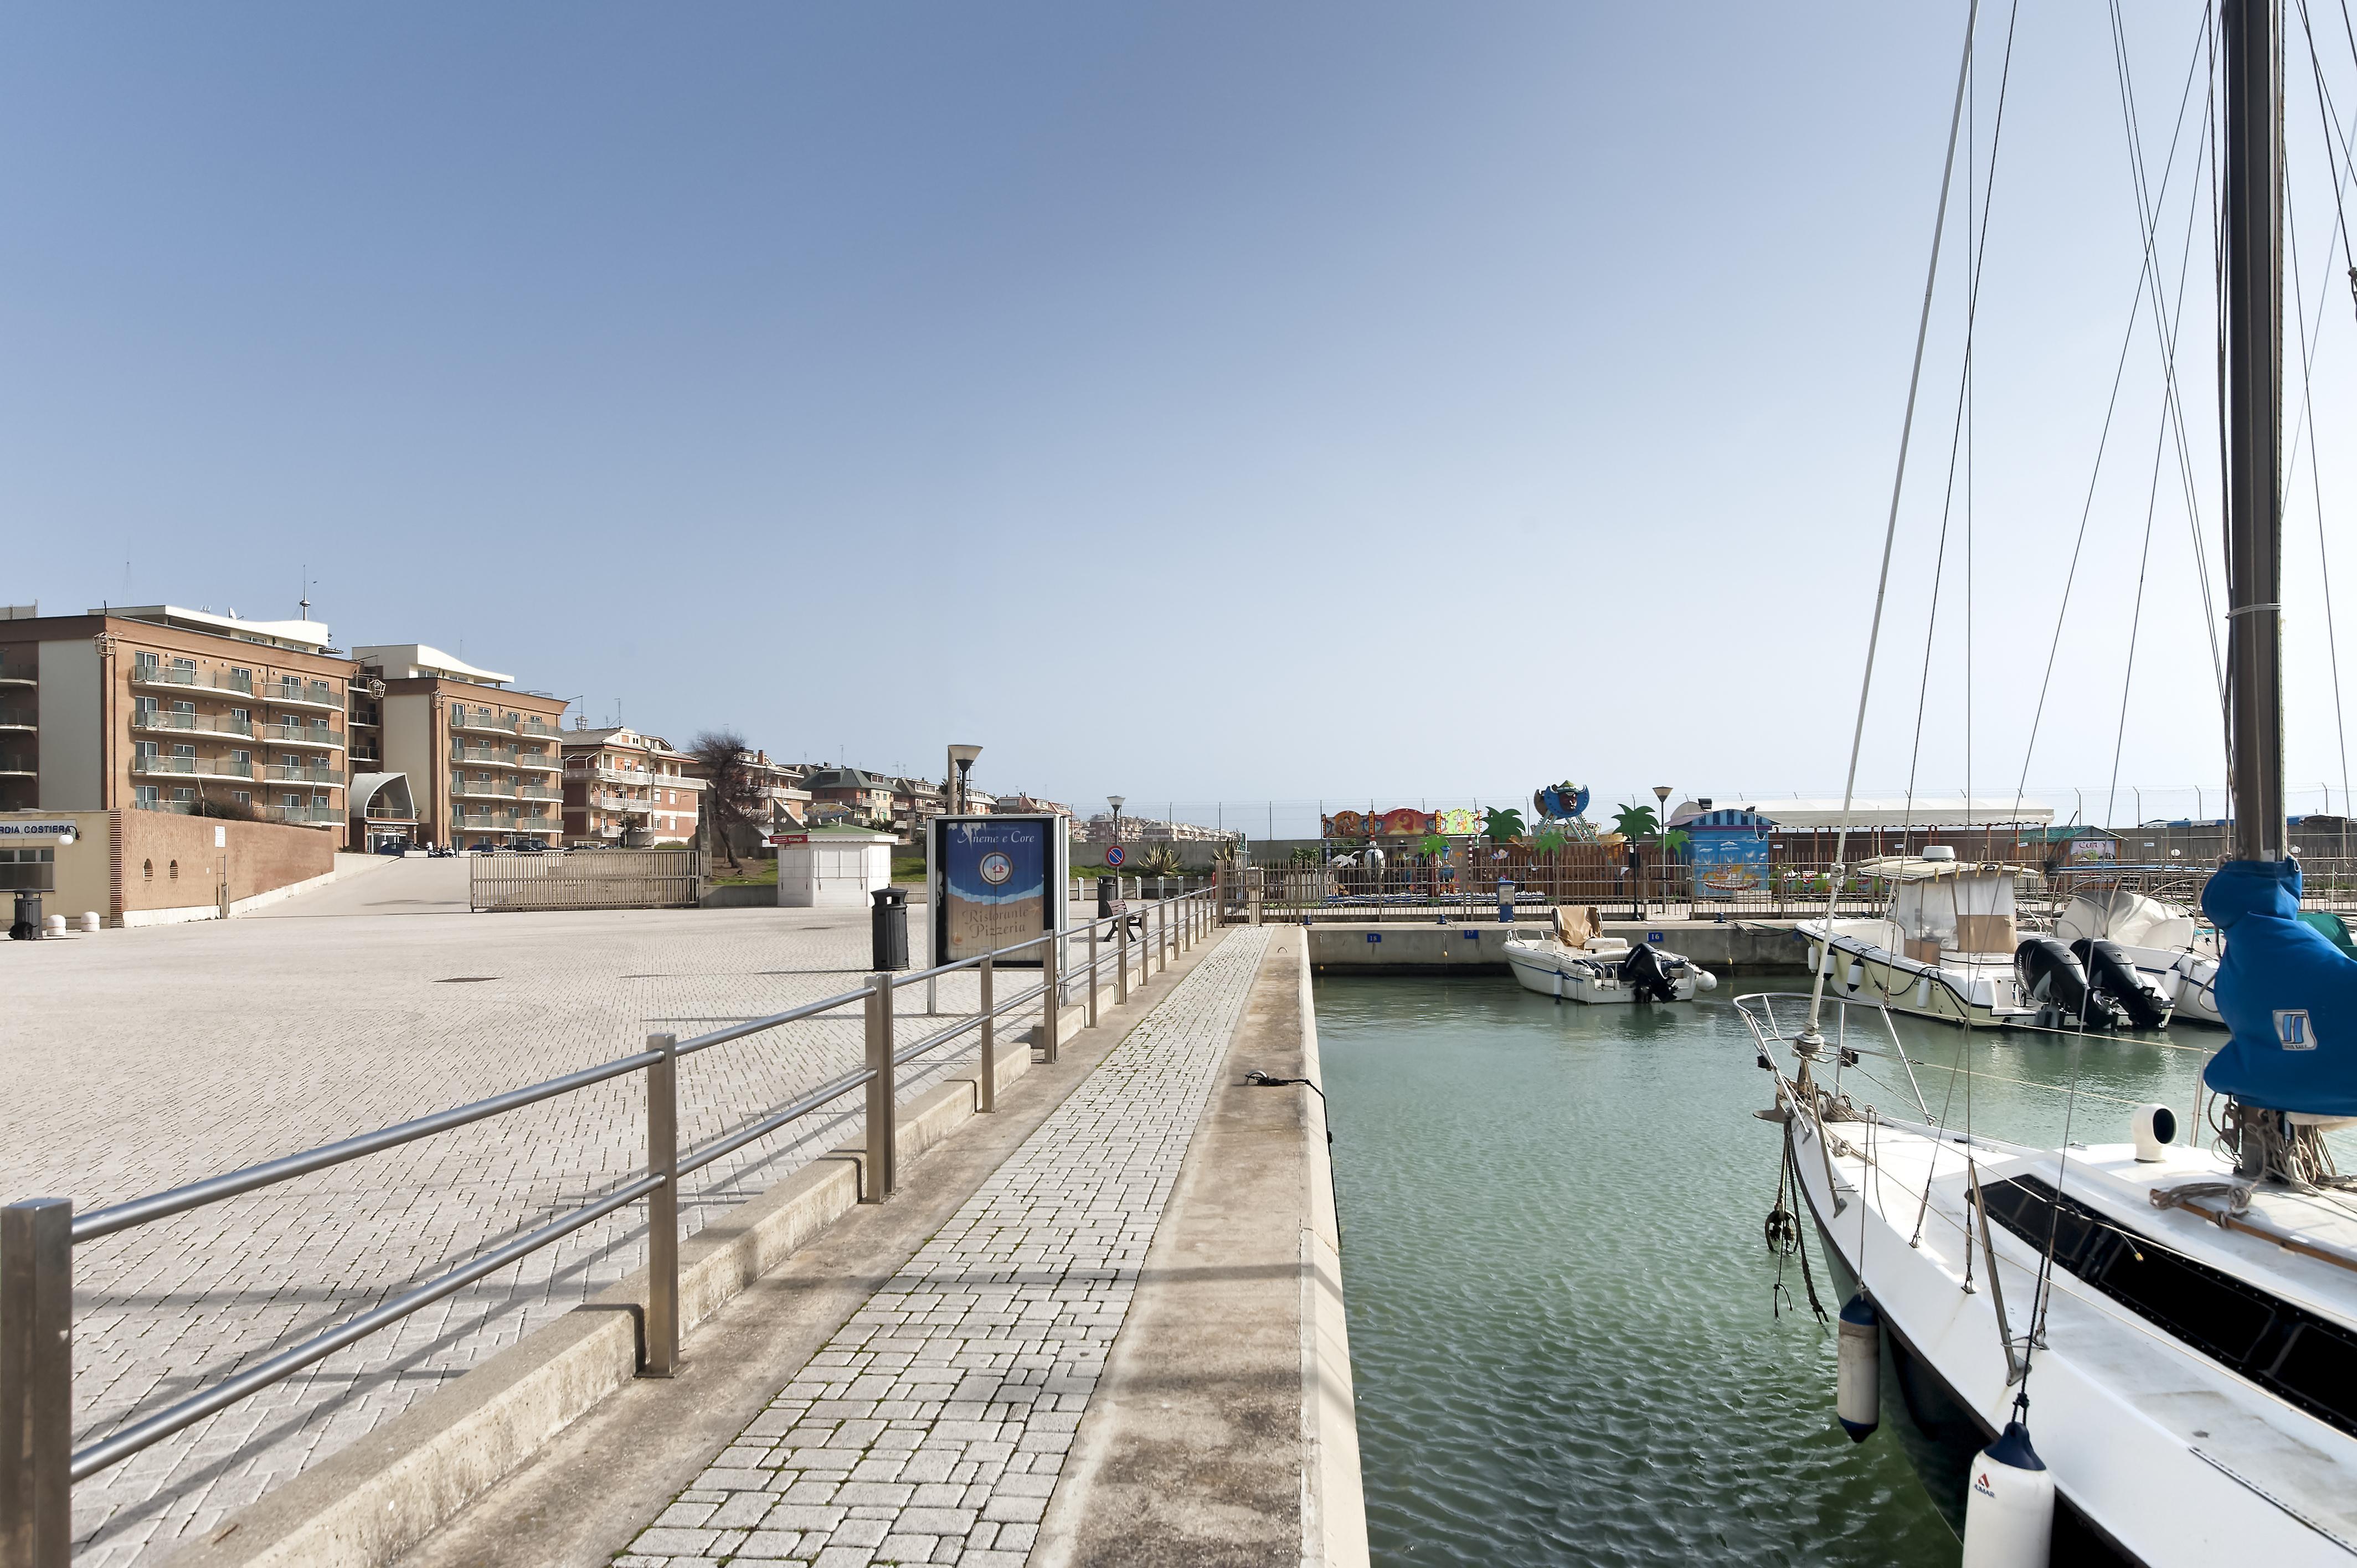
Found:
[887,776,946,842]
[560,726,705,845]
[994,792,1074,817]
[1075,812,1242,844]
[352,644,570,849]
[0,605,357,829]
[801,767,896,829]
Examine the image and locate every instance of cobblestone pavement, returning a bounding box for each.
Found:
[0,860,1153,1566]
[610,923,1268,1568]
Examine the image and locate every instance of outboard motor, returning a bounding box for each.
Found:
[2069,937,2174,1029]
[2014,938,2129,1030]
[1620,942,1685,1002]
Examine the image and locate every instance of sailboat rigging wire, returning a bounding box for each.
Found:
[2008,1,2215,831]
[2296,0,2357,313]
[1801,0,1987,1039]
[2281,45,2357,840]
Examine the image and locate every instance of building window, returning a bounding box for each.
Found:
[142,858,153,881]
[168,859,179,880]
[134,650,158,679]
[234,792,251,806]
[172,787,193,803]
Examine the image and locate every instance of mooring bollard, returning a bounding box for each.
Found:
[1086,919,1100,1029]
[1042,936,1062,1064]
[1,1197,71,1568]
[644,1033,678,1377]
[864,975,896,1201]
[979,956,996,1113]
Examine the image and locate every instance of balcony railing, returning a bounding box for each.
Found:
[131,710,250,737]
[0,754,32,777]
[451,780,519,801]
[254,721,343,751]
[130,665,253,697]
[258,679,345,712]
[454,745,519,766]
[520,784,560,801]
[454,811,558,833]
[451,713,560,739]
[0,659,34,687]
[133,755,255,781]
[130,798,197,814]
[590,791,646,812]
[263,804,343,827]
[566,764,653,785]
[515,751,562,772]
[0,712,34,731]
[266,764,342,785]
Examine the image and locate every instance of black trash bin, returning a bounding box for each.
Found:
[1097,876,1117,920]
[871,886,909,971]
[11,890,43,941]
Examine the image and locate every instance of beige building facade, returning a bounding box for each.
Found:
[352,645,570,849]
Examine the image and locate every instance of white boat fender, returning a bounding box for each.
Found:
[1961,1419,2055,1568]
[1696,968,1719,992]
[1835,1292,1879,1441]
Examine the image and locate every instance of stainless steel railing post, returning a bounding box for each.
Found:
[1042,934,1062,1065]
[978,957,996,1113]
[1116,909,1129,1004]
[0,1199,70,1568]
[865,976,896,1201]
[1086,919,1099,1029]
[644,1033,678,1378]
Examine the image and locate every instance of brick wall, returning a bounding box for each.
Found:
[117,812,336,915]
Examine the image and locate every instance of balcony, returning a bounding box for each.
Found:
[454,744,519,766]
[515,750,562,772]
[451,711,559,739]
[263,803,343,827]
[131,664,253,698]
[520,783,560,801]
[254,721,343,751]
[451,778,519,801]
[131,798,197,814]
[454,811,558,834]
[133,755,255,781]
[0,659,33,688]
[0,712,32,734]
[574,765,652,786]
[590,791,645,812]
[132,710,251,737]
[257,679,346,712]
[266,763,343,785]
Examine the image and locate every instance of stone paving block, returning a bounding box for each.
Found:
[614,929,1267,1568]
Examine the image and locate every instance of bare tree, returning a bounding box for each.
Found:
[687,729,762,871]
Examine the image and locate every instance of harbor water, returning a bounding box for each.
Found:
[1315,971,2216,1566]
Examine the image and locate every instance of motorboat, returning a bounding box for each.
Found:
[2056,887,2223,1028]
[1801,852,2172,1031]
[1503,907,1717,1003]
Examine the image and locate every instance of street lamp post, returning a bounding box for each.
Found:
[947,744,982,817]
[1647,785,1673,918]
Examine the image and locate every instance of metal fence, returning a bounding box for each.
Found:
[470,847,702,911]
[0,887,1221,1568]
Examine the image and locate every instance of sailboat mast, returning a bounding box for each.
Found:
[2225,0,2287,863]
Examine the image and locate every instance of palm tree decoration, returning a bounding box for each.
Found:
[1483,806,1525,843]
[1610,803,1659,841]
[1535,828,1566,855]
[1418,833,1447,858]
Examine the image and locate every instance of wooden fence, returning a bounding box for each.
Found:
[470,848,702,912]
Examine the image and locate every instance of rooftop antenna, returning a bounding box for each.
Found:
[299,564,312,623]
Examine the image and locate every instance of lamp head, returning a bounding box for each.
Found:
[1108,795,1125,813]
[948,743,982,768]
[1653,785,1673,804]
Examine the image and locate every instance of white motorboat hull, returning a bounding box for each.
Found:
[1801,922,2037,1029]
[1501,937,1713,1003]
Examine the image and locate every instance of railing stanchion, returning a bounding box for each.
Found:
[865,976,896,1200]
[1116,906,1130,1003]
[1042,933,1062,1065]
[1087,919,1100,1029]
[1,1198,71,1568]
[644,1033,678,1377]
[978,956,996,1113]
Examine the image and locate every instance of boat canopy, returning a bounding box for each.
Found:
[2201,859,2357,1116]
[1876,862,2018,952]
[1855,855,2018,883]
[2056,890,2198,950]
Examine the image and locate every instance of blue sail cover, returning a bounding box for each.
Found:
[2200,859,2357,1114]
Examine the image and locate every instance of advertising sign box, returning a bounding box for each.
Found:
[930,813,1070,967]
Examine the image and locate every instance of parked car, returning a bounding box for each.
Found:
[502,838,547,854]
[374,839,411,856]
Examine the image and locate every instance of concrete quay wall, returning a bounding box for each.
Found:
[1303,917,1808,974]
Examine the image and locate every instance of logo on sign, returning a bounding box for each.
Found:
[1972,1469,1995,1499]
[2277,1009,2316,1050]
[1105,844,1125,867]
[980,851,1012,886]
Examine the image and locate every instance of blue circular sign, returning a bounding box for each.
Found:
[980,851,1012,885]
[1105,844,1126,867]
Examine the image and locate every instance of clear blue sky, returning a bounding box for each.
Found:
[6,3,2350,831]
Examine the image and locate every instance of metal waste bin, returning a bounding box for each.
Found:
[871,886,909,971]
[1097,876,1116,919]
[11,890,43,941]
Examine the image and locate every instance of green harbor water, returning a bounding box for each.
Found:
[1315,971,2214,1567]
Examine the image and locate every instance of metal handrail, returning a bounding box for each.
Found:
[1,887,1221,1543]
